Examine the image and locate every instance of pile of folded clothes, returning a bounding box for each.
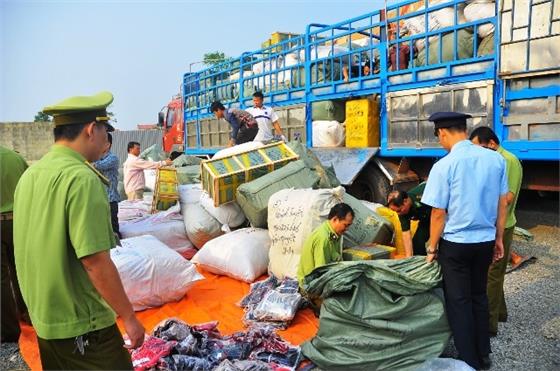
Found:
[130,318,302,371]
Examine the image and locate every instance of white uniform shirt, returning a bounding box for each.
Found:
[245,105,279,141]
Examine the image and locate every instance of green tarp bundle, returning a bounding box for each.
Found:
[139,144,167,161]
[342,193,394,248]
[173,155,202,184]
[236,160,321,228]
[302,257,451,371]
[311,99,346,123]
[286,140,341,189]
[414,29,474,67]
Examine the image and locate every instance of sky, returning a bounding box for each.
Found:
[1,0,389,130]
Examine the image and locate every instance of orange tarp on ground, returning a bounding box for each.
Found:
[19,269,319,371]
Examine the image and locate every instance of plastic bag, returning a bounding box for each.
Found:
[312,120,345,147]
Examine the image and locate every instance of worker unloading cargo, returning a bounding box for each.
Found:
[246,91,286,142]
[297,203,354,289]
[386,182,431,257]
[211,101,259,147]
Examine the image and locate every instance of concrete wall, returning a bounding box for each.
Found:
[0,122,163,165]
[0,122,54,162]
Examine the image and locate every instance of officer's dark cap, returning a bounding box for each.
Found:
[428,112,472,129]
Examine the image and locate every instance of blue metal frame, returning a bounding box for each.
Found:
[181,0,559,162]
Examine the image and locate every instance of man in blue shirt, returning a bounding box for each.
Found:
[422,113,508,371]
[93,133,121,238]
[211,101,259,147]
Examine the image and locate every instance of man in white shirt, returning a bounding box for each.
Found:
[123,141,172,200]
[245,91,286,142]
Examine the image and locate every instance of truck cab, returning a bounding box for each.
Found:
[159,95,184,153]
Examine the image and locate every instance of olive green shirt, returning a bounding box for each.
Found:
[298,221,342,288]
[0,146,28,213]
[13,145,116,340]
[497,146,523,228]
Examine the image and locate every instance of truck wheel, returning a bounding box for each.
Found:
[347,165,391,204]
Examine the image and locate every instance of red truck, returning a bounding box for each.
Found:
[158,95,184,154]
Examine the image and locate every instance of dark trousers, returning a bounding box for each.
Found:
[1,218,27,342]
[439,238,494,370]
[37,324,132,370]
[110,201,121,238]
[487,226,514,333]
[236,125,259,144]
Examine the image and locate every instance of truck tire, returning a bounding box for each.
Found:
[347,165,391,204]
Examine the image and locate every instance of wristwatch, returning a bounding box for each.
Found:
[425,241,438,255]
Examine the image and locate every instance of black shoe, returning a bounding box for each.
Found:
[480,355,492,370]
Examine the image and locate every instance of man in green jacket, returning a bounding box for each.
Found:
[297,203,354,288]
[1,146,28,343]
[470,126,523,336]
[14,92,144,370]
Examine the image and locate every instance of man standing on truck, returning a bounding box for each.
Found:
[470,126,523,337]
[386,182,431,257]
[422,112,508,370]
[13,92,145,369]
[211,101,259,147]
[245,91,286,142]
[123,141,172,200]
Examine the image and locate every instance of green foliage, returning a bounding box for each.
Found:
[203,51,230,66]
[34,111,51,122]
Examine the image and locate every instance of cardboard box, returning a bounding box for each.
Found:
[342,244,394,261]
[345,98,380,148]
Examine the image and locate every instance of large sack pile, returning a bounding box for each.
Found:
[268,186,393,279]
[301,258,451,370]
[112,235,203,311]
[192,228,271,283]
[119,203,195,258]
[178,184,223,248]
[199,192,246,232]
[236,160,321,228]
[414,29,474,66]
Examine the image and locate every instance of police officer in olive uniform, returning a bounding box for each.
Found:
[13,92,144,370]
[421,112,508,370]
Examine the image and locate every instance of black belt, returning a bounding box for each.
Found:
[1,212,13,221]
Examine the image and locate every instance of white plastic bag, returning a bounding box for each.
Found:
[212,141,265,160]
[463,2,495,38]
[119,204,194,258]
[112,235,204,311]
[182,202,224,249]
[199,192,246,232]
[312,120,346,147]
[268,187,345,279]
[191,228,270,283]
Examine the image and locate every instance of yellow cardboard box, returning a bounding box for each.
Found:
[345,98,380,148]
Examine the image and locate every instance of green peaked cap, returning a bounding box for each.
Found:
[42,91,115,131]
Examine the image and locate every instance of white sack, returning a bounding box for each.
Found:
[119,204,194,257]
[118,199,152,224]
[312,120,346,147]
[200,192,246,232]
[192,228,270,282]
[268,187,345,279]
[178,184,204,205]
[144,169,157,192]
[182,202,224,249]
[404,3,466,51]
[112,235,203,311]
[213,141,265,160]
[463,2,495,38]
